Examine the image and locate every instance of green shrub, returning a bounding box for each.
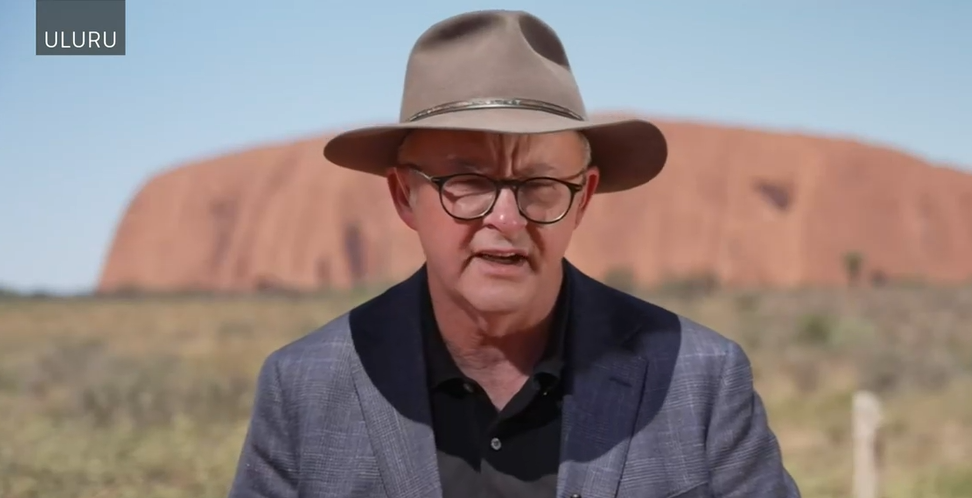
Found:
[603,266,636,294]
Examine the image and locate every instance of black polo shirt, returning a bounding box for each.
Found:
[420,273,571,498]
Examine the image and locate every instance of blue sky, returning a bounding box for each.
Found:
[0,1,969,293]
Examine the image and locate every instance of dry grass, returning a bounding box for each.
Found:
[1,284,970,498]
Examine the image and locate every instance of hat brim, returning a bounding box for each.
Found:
[321,109,668,193]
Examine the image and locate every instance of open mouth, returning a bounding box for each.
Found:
[475,252,527,265]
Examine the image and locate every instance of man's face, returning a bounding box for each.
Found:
[388,129,600,315]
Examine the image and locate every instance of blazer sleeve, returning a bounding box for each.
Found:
[227,354,299,498]
[706,342,802,497]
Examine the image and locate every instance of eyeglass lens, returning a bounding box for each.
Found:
[440,174,575,222]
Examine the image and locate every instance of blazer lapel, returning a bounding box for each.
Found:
[558,261,650,498]
[349,266,442,498]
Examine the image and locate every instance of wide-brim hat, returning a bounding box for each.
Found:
[323,10,668,194]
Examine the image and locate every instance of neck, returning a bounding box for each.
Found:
[427,268,564,380]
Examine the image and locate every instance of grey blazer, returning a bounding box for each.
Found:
[227,261,801,498]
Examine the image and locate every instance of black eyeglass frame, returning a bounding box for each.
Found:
[404,165,588,225]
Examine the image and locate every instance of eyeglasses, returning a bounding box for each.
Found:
[405,165,587,224]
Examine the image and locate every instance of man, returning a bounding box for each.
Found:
[228,9,800,498]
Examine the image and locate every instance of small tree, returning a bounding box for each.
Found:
[844,251,864,287]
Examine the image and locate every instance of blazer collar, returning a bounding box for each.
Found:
[557,261,655,498]
[348,266,441,498]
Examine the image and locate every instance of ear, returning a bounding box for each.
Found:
[387,168,418,231]
[572,165,600,228]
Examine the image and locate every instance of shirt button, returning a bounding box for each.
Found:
[568,494,582,498]
[489,437,502,450]
[463,382,474,393]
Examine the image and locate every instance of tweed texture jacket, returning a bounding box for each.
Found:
[227,260,801,498]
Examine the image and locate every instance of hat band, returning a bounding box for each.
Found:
[406,98,584,123]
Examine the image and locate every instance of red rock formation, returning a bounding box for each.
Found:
[96,114,972,293]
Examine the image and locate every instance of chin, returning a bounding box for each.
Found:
[458,278,536,315]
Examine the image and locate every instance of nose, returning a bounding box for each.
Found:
[482,187,527,234]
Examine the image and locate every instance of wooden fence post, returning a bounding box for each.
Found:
[852,390,883,498]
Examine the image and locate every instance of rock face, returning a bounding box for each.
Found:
[97,114,972,293]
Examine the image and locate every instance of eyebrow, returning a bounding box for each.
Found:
[520,162,559,176]
[451,159,483,172]
[438,159,567,178]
